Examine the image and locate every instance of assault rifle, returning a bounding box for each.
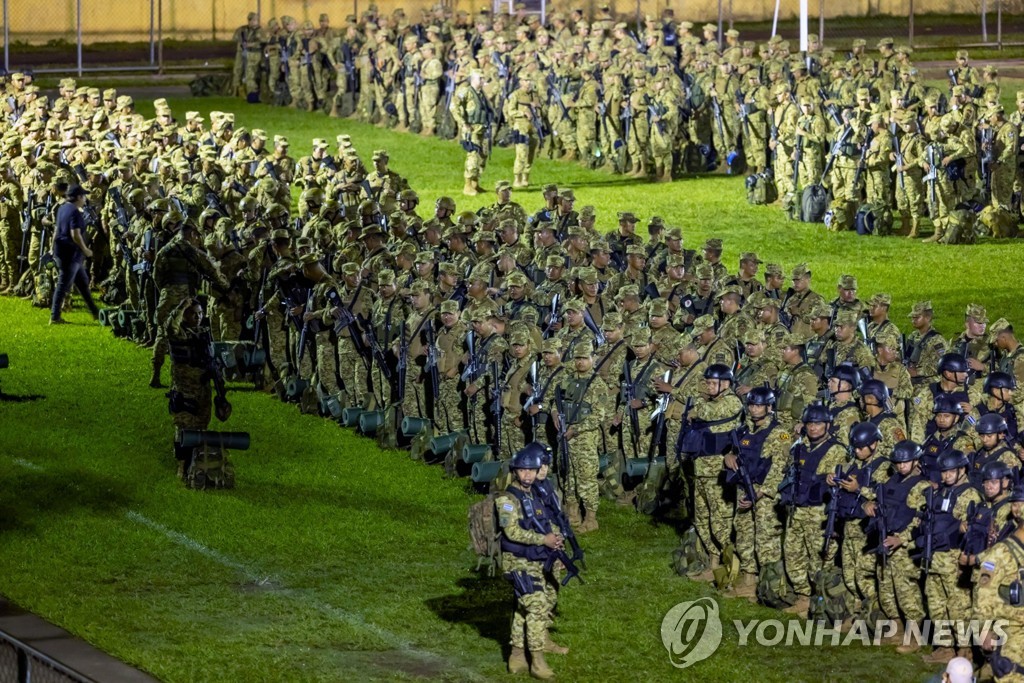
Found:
[425,319,440,400]
[980,127,994,204]
[874,483,890,569]
[296,290,315,363]
[396,320,408,403]
[822,465,843,558]
[622,360,641,457]
[490,360,503,455]
[852,129,874,190]
[553,387,572,496]
[819,87,843,127]
[822,124,853,180]
[919,486,935,572]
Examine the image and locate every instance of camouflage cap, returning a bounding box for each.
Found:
[625,244,646,257]
[465,308,490,323]
[764,262,783,276]
[590,239,610,253]
[468,265,492,282]
[438,262,459,275]
[572,341,595,358]
[740,251,761,264]
[758,295,780,310]
[542,337,563,354]
[505,271,529,287]
[602,312,623,329]
[874,329,902,350]
[666,254,685,269]
[440,299,460,314]
[691,315,716,333]
[409,280,432,295]
[868,292,892,307]
[792,263,812,280]
[545,255,565,268]
[837,274,857,290]
[559,188,576,201]
[509,330,531,346]
[742,329,764,345]
[414,251,436,265]
[579,205,596,218]
[989,317,1013,339]
[695,264,714,280]
[809,303,833,319]
[833,310,859,327]
[377,269,396,286]
[563,297,585,312]
[703,238,723,251]
[782,331,810,348]
[717,285,743,300]
[908,300,933,317]
[648,298,669,317]
[617,285,641,299]
[577,267,598,284]
[966,303,989,323]
[625,326,652,345]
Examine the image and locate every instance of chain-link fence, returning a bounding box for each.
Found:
[0,636,96,683]
[0,0,1019,74]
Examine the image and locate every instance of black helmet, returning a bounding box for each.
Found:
[511,443,547,470]
[932,393,965,415]
[984,371,1017,393]
[830,362,862,390]
[1008,488,1024,503]
[704,364,734,382]
[981,460,1013,482]
[937,353,969,375]
[937,450,969,471]
[890,440,923,463]
[859,379,890,404]
[849,422,883,449]
[976,413,1009,435]
[801,401,833,424]
[746,386,776,406]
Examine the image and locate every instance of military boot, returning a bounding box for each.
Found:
[922,219,944,242]
[529,650,555,680]
[463,179,478,196]
[921,646,955,663]
[578,510,598,533]
[692,554,720,582]
[729,572,757,598]
[565,504,583,531]
[544,632,569,655]
[906,217,920,238]
[563,148,578,162]
[783,594,811,616]
[149,358,165,388]
[329,101,341,118]
[507,646,528,674]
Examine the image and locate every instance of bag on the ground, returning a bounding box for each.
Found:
[810,564,856,622]
[672,527,708,577]
[800,184,829,223]
[468,492,502,576]
[746,171,778,206]
[943,204,979,244]
[757,559,798,609]
[978,204,1018,238]
[187,445,235,490]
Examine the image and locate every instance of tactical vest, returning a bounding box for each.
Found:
[880,473,925,533]
[155,242,201,290]
[963,498,1010,555]
[777,363,811,414]
[969,446,1015,489]
[928,381,969,408]
[980,402,1020,443]
[733,420,778,484]
[788,437,839,507]
[921,426,958,483]
[836,458,885,520]
[924,482,972,552]
[168,331,212,369]
[561,375,595,425]
[682,407,742,458]
[499,486,553,561]
[465,87,489,125]
[908,329,940,366]
[626,357,659,403]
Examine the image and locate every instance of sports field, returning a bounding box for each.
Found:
[2,92,1024,682]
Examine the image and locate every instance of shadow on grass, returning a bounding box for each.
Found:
[0,392,46,403]
[425,574,509,653]
[0,467,137,533]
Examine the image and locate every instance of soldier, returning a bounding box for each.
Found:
[972,495,1024,677]
[784,263,826,338]
[990,320,1024,387]
[905,300,947,386]
[951,302,992,379]
[496,444,565,680]
[453,70,491,196]
[505,79,542,188]
[232,13,264,101]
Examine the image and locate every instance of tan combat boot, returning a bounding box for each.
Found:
[463,179,478,196]
[543,633,569,655]
[691,554,720,582]
[565,504,583,531]
[906,217,919,238]
[783,594,811,617]
[579,511,598,533]
[329,102,341,118]
[508,646,528,674]
[529,650,555,680]
[729,572,758,598]
[922,219,943,242]
[921,646,955,663]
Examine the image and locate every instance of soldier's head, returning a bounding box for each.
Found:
[890,440,922,476]
[247,11,260,28]
[932,393,964,431]
[180,297,205,329]
[937,450,969,486]
[981,461,1013,500]
[791,263,811,292]
[849,422,882,460]
[511,443,545,487]
[938,353,970,386]
[977,413,1009,451]
[571,341,594,372]
[801,402,833,441]
[832,311,859,343]
[703,363,733,398]
[984,371,1016,404]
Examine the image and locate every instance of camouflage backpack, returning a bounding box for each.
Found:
[978,205,1018,238]
[634,459,667,516]
[713,543,741,591]
[672,527,709,577]
[468,492,503,576]
[187,445,235,490]
[809,565,856,623]
[942,205,978,245]
[756,559,798,609]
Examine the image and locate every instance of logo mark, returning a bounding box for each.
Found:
[661,597,723,669]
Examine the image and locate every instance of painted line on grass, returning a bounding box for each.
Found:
[6,459,490,683]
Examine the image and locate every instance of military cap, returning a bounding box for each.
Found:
[509,330,531,346]
[694,264,714,280]
[740,251,761,264]
[868,293,892,307]
[559,189,576,201]
[409,280,432,295]
[572,341,595,358]
[717,285,743,300]
[505,272,529,287]
[877,37,894,47]
[617,285,641,300]
[809,303,833,319]
[988,105,1005,117]
[116,95,134,108]
[648,298,669,317]
[702,22,716,32]
[984,65,998,75]
[536,220,556,233]
[545,255,565,268]
[312,138,329,149]
[742,329,764,345]
[464,308,489,323]
[965,303,988,323]
[438,262,459,275]
[618,211,638,223]
[833,310,859,327]
[372,149,389,160]
[468,265,492,282]
[602,312,623,329]
[692,314,716,332]
[907,301,933,318]
[725,29,739,38]
[542,183,558,194]
[782,331,810,348]
[679,20,694,29]
[763,263,783,277]
[576,267,598,285]
[925,94,940,108]
[852,38,866,48]
[340,262,360,277]
[837,274,857,290]
[625,244,646,257]
[440,299,460,314]
[625,326,652,345]
[587,238,608,253]
[377,269,396,286]
[494,179,512,192]
[703,238,723,251]
[875,330,902,350]
[542,338,563,354]
[270,227,291,241]
[989,318,1013,338]
[579,205,596,219]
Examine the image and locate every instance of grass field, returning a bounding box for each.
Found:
[2,93,1024,682]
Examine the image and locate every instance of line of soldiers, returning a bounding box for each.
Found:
[15,79,1024,677]
[229,5,1024,234]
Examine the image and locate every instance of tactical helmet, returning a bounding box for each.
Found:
[976,413,1008,435]
[830,362,862,390]
[1008,488,1024,503]
[264,203,289,221]
[859,379,890,404]
[937,450,969,471]
[239,196,259,212]
[320,199,341,216]
[890,440,923,463]
[937,353,969,375]
[456,210,478,227]
[801,401,833,424]
[849,422,883,449]
[162,210,185,230]
[932,393,965,415]
[985,371,1017,393]
[511,442,547,470]
[981,460,1013,482]
[300,187,325,206]
[146,197,171,213]
[198,207,220,227]
[746,386,776,406]
[436,196,456,212]
[398,189,419,203]
[704,364,734,382]
[358,199,379,217]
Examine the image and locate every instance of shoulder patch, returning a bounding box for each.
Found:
[501,502,514,513]
[779,432,792,442]
[894,429,906,441]
[913,396,922,405]
[982,560,996,572]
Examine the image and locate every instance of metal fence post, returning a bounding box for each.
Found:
[76,0,82,77]
[717,0,722,44]
[149,0,155,64]
[157,0,163,74]
[908,0,914,50]
[981,0,988,43]
[997,0,1002,49]
[818,0,823,44]
[3,0,8,73]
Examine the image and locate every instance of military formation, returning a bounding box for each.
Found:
[231,7,1024,243]
[7,62,1024,679]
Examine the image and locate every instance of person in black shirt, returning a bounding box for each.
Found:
[50,185,99,325]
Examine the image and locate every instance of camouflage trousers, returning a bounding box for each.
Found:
[503,554,556,651]
[895,174,924,220]
[213,300,245,341]
[265,308,289,380]
[498,413,526,461]
[337,336,368,407]
[418,84,439,136]
[152,284,190,369]
[401,371,428,423]
[878,545,925,622]
[512,127,538,176]
[575,113,597,164]
[463,124,488,181]
[733,498,784,575]
[924,550,972,647]
[315,331,341,400]
[435,377,463,434]
[0,219,21,288]
[692,472,732,558]
[784,505,832,596]
[565,428,599,516]
[992,166,1015,210]
[841,523,878,612]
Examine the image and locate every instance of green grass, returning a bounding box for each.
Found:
[2,94,1022,682]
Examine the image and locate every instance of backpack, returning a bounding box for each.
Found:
[713,543,741,590]
[855,204,877,235]
[187,445,235,490]
[672,527,709,577]
[824,198,852,231]
[978,204,1019,238]
[756,559,798,609]
[800,184,829,223]
[809,565,856,622]
[746,171,778,206]
[943,205,979,245]
[634,458,668,515]
[468,493,503,576]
